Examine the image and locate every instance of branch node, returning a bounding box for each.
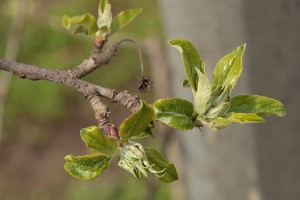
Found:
[86,92,120,139]
[110,90,141,113]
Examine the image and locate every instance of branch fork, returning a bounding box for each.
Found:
[0,40,142,139]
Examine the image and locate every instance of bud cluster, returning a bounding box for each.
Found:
[118,142,165,179]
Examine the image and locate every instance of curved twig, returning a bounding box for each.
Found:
[118,39,145,76]
[68,42,120,78]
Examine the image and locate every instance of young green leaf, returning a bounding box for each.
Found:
[64,153,111,180]
[97,0,112,30]
[80,126,118,156]
[169,39,205,94]
[198,117,230,131]
[153,98,195,130]
[99,0,108,14]
[73,26,88,35]
[130,124,154,139]
[119,100,155,140]
[62,13,98,36]
[144,148,178,183]
[200,112,264,130]
[194,68,212,115]
[227,95,286,117]
[209,85,231,107]
[110,8,143,35]
[211,44,246,93]
[204,102,230,119]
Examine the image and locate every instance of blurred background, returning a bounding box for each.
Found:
[0,0,299,200]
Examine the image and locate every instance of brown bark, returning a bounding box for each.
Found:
[0,42,141,138]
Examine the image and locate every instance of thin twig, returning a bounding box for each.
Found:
[118,39,145,76]
[0,40,142,138]
[68,42,120,78]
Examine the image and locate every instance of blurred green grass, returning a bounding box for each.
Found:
[0,0,173,199]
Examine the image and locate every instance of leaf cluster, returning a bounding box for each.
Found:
[154,39,285,131]
[63,1,285,184]
[65,101,178,183]
[62,0,142,40]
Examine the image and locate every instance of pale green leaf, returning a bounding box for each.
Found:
[211,44,246,93]
[111,8,143,35]
[153,98,195,130]
[62,13,98,36]
[80,126,118,156]
[169,39,205,93]
[64,153,111,180]
[62,15,71,29]
[227,95,286,117]
[88,19,99,36]
[200,112,264,130]
[209,85,231,107]
[99,0,108,14]
[225,112,265,123]
[194,68,212,115]
[145,148,178,183]
[198,117,231,131]
[72,26,88,35]
[119,100,155,140]
[204,102,230,119]
[97,1,112,29]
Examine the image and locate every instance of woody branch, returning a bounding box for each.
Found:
[0,42,141,139]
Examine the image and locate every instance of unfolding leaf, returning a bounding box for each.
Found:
[62,13,98,36]
[211,44,246,93]
[99,0,108,14]
[153,98,195,130]
[225,112,264,123]
[111,8,143,35]
[144,148,178,183]
[97,0,112,30]
[208,85,231,107]
[80,126,118,156]
[200,112,264,130]
[73,26,88,35]
[169,39,205,93]
[119,100,155,140]
[194,68,211,115]
[227,95,286,117]
[64,153,111,180]
[204,102,230,119]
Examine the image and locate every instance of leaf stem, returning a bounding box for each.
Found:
[118,39,145,76]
